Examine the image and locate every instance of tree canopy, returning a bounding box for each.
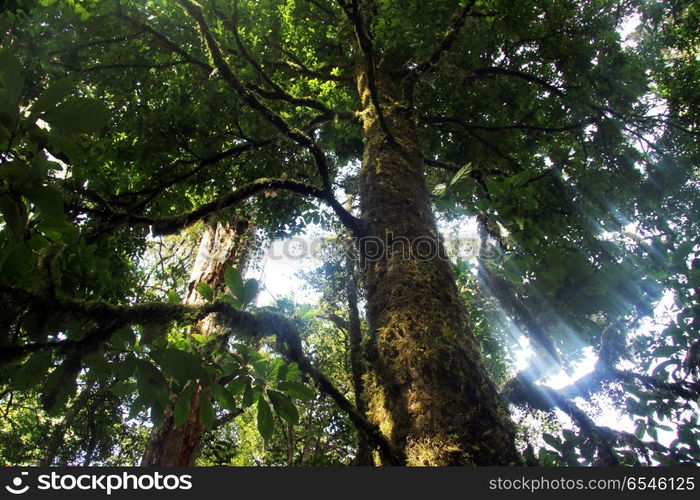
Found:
[0,0,698,466]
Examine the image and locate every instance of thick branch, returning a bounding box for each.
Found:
[0,286,239,364]
[78,176,363,239]
[120,139,273,208]
[1,285,401,463]
[337,0,396,145]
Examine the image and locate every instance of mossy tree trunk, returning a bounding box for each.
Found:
[141,219,253,466]
[355,68,520,466]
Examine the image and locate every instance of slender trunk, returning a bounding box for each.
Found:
[299,416,315,466]
[41,382,93,466]
[345,254,373,465]
[355,68,520,465]
[141,219,253,466]
[286,423,295,466]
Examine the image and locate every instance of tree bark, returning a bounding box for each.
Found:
[355,68,520,465]
[141,218,253,466]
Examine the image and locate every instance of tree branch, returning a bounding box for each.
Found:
[213,1,339,117]
[403,0,477,96]
[422,114,596,134]
[502,372,618,465]
[47,34,140,55]
[0,285,403,464]
[119,138,274,209]
[111,3,362,237]
[92,177,326,235]
[177,0,333,189]
[337,0,396,145]
[116,8,212,72]
[471,66,566,97]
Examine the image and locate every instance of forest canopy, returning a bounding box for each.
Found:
[0,0,698,466]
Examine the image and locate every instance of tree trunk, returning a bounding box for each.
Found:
[355,68,520,465]
[141,218,253,466]
[41,382,93,466]
[345,253,373,465]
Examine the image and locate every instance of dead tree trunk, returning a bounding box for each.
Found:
[141,218,253,466]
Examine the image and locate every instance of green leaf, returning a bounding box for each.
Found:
[266,358,284,379]
[221,293,241,308]
[174,383,196,428]
[150,348,207,383]
[224,266,245,300]
[537,447,558,466]
[84,353,110,381]
[562,429,577,443]
[0,241,35,286]
[219,357,243,377]
[12,351,52,390]
[29,76,75,119]
[110,381,137,397]
[191,333,207,344]
[43,97,110,134]
[199,392,215,429]
[0,194,27,239]
[277,381,315,401]
[116,354,136,380]
[251,358,269,378]
[432,183,447,197]
[0,160,41,189]
[0,49,24,104]
[267,389,299,425]
[22,186,65,222]
[209,383,236,411]
[195,281,214,301]
[652,345,678,358]
[41,362,78,415]
[0,94,18,142]
[135,360,169,408]
[242,381,255,408]
[128,395,147,420]
[111,328,136,350]
[276,363,289,381]
[227,375,249,396]
[242,278,259,305]
[150,401,165,427]
[167,289,180,303]
[450,163,472,186]
[256,397,274,441]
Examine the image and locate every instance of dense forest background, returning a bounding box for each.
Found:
[0,0,698,466]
